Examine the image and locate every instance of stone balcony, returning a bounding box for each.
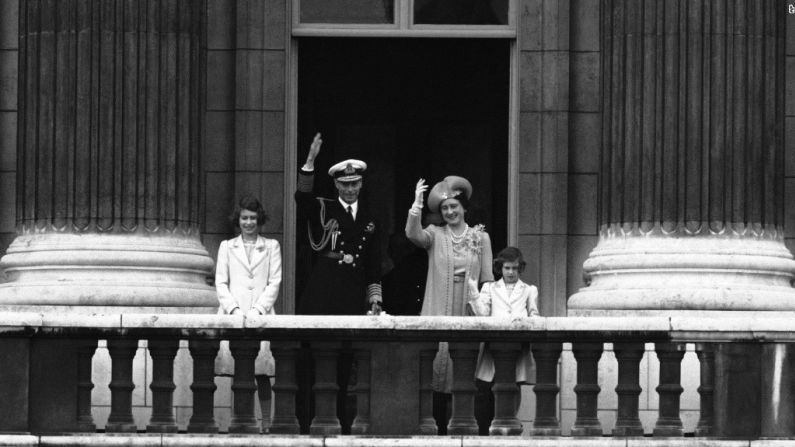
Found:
[1,314,795,446]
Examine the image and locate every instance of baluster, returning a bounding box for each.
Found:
[489,342,523,435]
[350,344,372,434]
[105,339,138,433]
[418,346,438,435]
[229,339,261,433]
[654,342,686,436]
[270,341,301,434]
[530,342,562,436]
[310,341,342,435]
[187,339,220,433]
[447,341,479,435]
[612,342,645,436]
[77,341,97,432]
[571,342,604,436]
[695,343,714,436]
[146,339,179,433]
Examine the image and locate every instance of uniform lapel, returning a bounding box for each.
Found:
[229,236,252,271]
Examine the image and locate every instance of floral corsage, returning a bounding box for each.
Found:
[464,224,486,254]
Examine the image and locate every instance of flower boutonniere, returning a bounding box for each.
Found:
[365,221,376,234]
[465,224,486,254]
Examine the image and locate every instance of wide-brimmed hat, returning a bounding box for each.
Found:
[427,175,473,212]
[328,159,367,182]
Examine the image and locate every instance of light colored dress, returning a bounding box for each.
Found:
[469,278,539,383]
[406,211,494,392]
[214,235,282,376]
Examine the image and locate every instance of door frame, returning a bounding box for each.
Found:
[282,0,520,313]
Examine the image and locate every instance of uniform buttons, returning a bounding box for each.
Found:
[355,254,359,258]
[248,286,254,290]
[249,274,254,279]
[362,237,366,241]
[341,241,345,246]
[358,245,362,249]
[338,260,343,265]
[352,263,356,267]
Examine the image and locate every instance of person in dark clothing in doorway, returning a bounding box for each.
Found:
[294,132,383,434]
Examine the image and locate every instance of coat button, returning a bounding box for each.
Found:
[341,241,345,245]
[249,274,254,279]
[352,263,356,267]
[248,286,254,290]
[358,245,362,249]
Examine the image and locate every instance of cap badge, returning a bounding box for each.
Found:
[344,163,356,175]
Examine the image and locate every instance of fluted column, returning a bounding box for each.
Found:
[0,0,215,313]
[569,0,795,316]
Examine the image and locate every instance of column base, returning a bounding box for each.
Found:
[145,423,178,433]
[653,426,683,437]
[105,422,138,433]
[0,232,217,313]
[529,427,562,436]
[489,421,523,436]
[612,425,644,437]
[569,232,795,315]
[309,419,342,435]
[571,425,604,436]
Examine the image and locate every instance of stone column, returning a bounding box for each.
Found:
[569,0,795,316]
[0,0,215,313]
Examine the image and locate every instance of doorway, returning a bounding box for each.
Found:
[295,37,510,302]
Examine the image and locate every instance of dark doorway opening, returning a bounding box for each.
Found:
[296,37,509,304]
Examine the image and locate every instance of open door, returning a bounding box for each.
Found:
[296,37,509,306]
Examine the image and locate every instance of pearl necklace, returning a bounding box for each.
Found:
[449,225,468,243]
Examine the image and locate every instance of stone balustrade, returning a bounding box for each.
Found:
[1,313,795,443]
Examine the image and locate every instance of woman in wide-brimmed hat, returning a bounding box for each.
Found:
[405,176,494,431]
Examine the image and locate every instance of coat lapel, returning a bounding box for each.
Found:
[249,236,268,271]
[229,236,252,271]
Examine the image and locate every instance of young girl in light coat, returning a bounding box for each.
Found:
[215,195,282,433]
[468,246,539,431]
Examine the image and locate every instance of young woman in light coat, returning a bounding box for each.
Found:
[215,195,282,433]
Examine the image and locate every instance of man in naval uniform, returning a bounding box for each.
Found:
[294,132,383,315]
[293,132,382,433]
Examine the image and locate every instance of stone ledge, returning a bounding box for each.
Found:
[0,314,794,343]
[0,434,776,447]
[0,434,780,447]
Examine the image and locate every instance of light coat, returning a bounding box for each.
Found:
[406,211,494,392]
[215,235,281,376]
[216,235,282,315]
[470,278,539,383]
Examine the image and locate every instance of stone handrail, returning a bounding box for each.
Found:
[1,313,794,439]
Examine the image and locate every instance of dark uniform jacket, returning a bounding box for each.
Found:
[295,169,381,315]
